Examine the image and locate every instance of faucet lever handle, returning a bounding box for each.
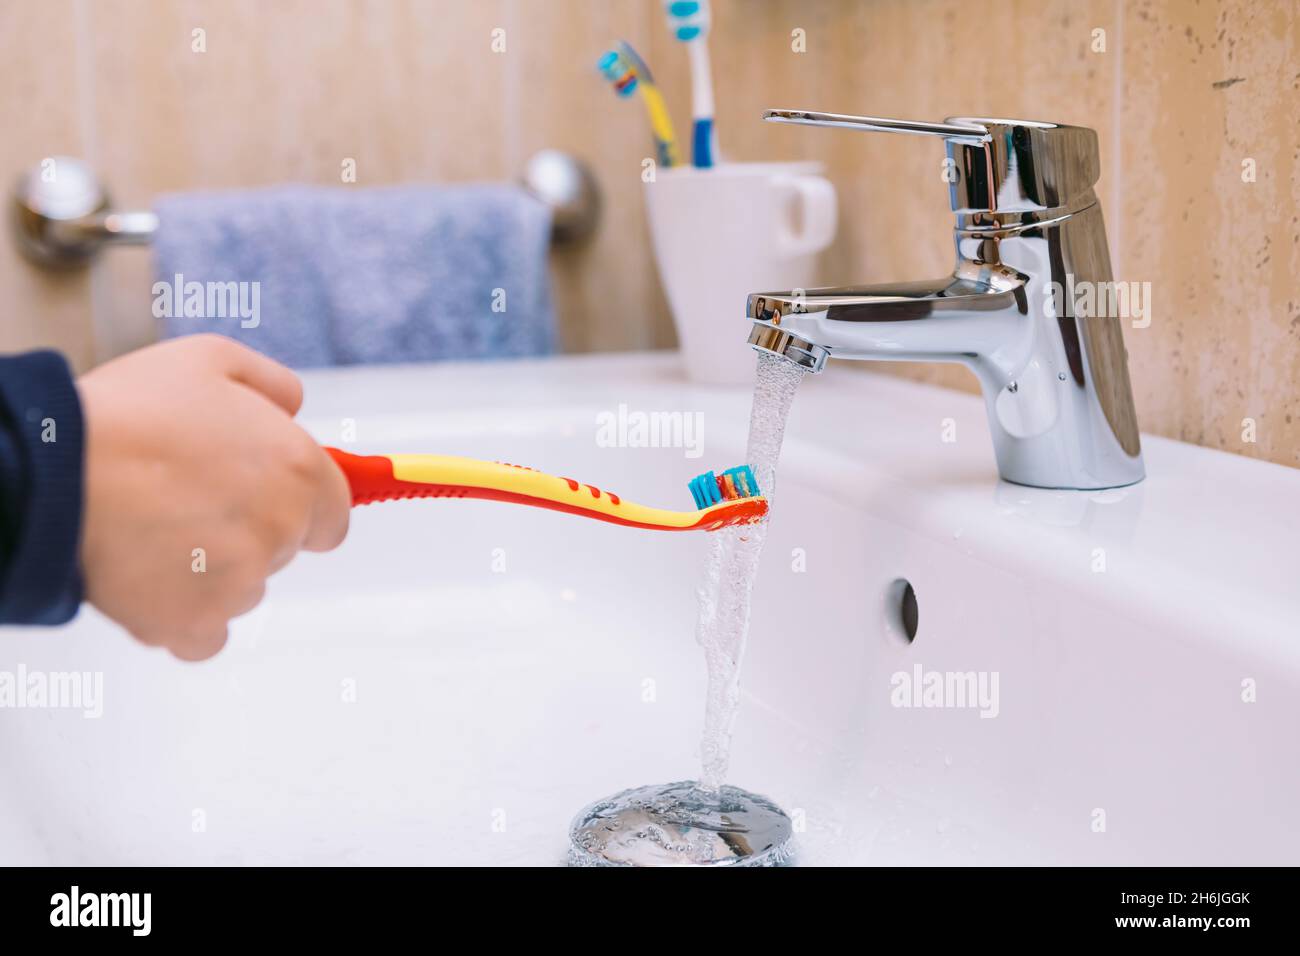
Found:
[763,109,990,145]
[764,108,1102,215]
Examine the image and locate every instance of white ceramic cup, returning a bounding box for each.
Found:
[644,161,837,384]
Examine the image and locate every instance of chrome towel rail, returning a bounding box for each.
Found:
[12,150,600,268]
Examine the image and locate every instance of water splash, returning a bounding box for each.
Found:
[695,353,806,791]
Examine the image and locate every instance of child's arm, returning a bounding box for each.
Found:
[77,335,351,660]
[1,334,350,661]
[0,350,85,625]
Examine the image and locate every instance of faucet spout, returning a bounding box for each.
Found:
[748,270,1031,386]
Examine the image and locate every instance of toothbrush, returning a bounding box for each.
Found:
[662,0,718,168]
[324,448,766,532]
[597,42,682,168]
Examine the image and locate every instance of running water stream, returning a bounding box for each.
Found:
[696,352,806,790]
[567,353,806,865]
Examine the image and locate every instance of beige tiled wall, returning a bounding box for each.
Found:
[0,0,95,370]
[1,0,1296,467]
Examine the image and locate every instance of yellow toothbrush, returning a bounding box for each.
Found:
[597,42,682,168]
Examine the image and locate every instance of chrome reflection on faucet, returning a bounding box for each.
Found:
[747,110,1144,491]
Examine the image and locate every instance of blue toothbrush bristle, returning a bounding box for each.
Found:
[665,0,709,38]
[689,465,761,508]
[596,50,619,76]
[597,50,638,96]
[689,472,717,508]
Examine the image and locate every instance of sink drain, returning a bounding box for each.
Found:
[568,780,794,867]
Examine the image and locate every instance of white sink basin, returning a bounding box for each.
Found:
[3,352,1297,865]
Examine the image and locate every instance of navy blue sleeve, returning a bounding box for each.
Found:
[0,350,85,625]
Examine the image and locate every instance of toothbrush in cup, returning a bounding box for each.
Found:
[597,42,681,169]
[663,0,718,168]
[324,448,766,532]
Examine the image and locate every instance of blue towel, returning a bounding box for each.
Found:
[152,183,555,367]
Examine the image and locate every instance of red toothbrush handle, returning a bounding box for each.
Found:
[324,447,433,506]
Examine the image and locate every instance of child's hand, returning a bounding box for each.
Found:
[77,335,350,660]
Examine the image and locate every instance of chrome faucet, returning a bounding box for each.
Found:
[747,110,1144,490]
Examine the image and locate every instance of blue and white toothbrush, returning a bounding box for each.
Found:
[662,0,718,168]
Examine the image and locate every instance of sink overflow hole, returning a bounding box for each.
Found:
[887,578,919,644]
